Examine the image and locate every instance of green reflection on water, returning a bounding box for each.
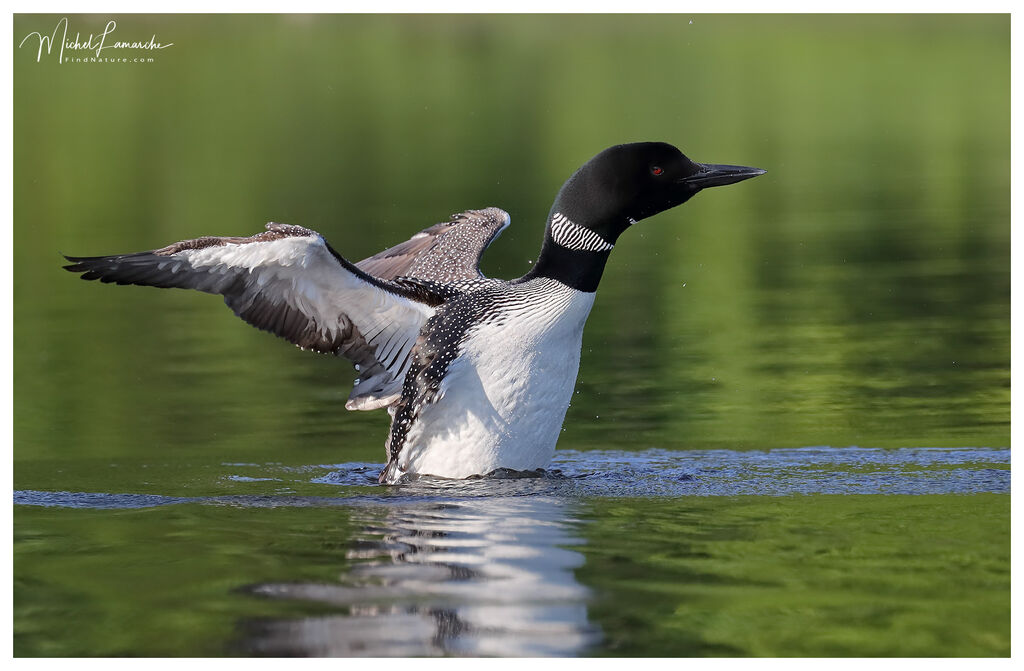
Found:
[14,504,359,656]
[577,494,1009,657]
[13,494,1009,656]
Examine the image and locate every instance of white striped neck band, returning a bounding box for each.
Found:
[549,213,614,252]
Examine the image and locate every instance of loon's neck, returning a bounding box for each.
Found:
[519,162,641,292]
[520,209,618,293]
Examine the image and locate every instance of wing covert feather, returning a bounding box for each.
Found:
[356,207,510,283]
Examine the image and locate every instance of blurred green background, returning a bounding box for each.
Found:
[14,14,1009,469]
[13,14,1010,657]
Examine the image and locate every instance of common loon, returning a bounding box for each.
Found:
[64,142,764,484]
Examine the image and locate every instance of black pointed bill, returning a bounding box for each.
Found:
[681,163,767,188]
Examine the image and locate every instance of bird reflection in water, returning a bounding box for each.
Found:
[239,494,600,656]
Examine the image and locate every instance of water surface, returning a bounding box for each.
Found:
[14,448,1010,656]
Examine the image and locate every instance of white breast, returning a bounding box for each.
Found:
[398,278,596,479]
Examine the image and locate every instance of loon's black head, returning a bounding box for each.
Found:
[550,142,766,246]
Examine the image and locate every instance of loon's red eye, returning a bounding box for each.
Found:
[651,166,664,176]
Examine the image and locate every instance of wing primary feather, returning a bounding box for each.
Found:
[63,224,439,411]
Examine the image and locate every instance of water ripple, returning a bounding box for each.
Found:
[14,447,1008,510]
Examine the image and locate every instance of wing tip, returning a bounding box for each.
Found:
[449,206,510,224]
[61,254,103,277]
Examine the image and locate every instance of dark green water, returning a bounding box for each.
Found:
[14,14,1009,656]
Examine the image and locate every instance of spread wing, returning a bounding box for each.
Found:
[63,223,438,411]
[356,207,509,283]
